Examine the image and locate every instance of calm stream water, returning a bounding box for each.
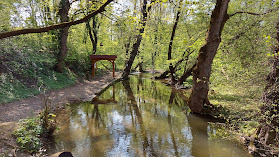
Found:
[46,73,251,157]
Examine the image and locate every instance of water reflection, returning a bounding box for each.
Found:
[188,114,210,157]
[47,74,250,157]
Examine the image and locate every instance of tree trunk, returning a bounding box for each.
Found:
[138,62,144,72]
[86,20,95,53]
[124,36,132,68]
[177,62,196,86]
[152,28,158,73]
[90,16,98,54]
[122,0,153,79]
[155,49,194,80]
[168,0,183,84]
[134,61,144,72]
[188,0,230,113]
[92,16,98,54]
[155,58,186,79]
[55,0,70,73]
[122,35,143,79]
[86,16,98,54]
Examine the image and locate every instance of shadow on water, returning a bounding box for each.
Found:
[46,73,251,157]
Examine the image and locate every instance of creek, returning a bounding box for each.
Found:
[46,73,250,157]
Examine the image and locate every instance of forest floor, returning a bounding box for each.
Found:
[0,72,121,156]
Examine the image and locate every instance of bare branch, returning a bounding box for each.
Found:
[70,0,80,5]
[71,9,86,20]
[229,7,279,18]
[230,11,266,17]
[0,0,114,39]
[100,13,117,21]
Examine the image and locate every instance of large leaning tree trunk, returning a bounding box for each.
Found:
[122,0,155,79]
[55,0,70,73]
[188,0,230,113]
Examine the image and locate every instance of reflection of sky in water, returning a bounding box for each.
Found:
[106,111,132,157]
[47,74,251,157]
[182,126,193,141]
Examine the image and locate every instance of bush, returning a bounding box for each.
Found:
[65,50,91,76]
[14,107,57,154]
[14,118,43,153]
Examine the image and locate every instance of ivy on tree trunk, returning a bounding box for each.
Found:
[55,0,70,73]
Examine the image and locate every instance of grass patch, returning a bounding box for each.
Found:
[209,85,263,136]
[37,69,77,90]
[0,74,40,104]
[0,69,77,104]
[209,94,242,102]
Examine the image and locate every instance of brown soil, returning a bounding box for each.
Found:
[0,72,120,156]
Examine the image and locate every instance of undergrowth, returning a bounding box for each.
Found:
[13,95,57,154]
[14,117,43,154]
[0,38,77,104]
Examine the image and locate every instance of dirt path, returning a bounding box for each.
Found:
[0,72,120,123]
[0,72,120,156]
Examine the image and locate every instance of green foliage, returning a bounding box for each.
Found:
[13,96,57,154]
[40,95,57,136]
[0,37,77,104]
[14,117,43,153]
[1,0,279,149]
[0,74,40,104]
[38,69,77,90]
[181,76,193,88]
[1,1,279,155]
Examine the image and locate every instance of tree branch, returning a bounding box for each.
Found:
[230,11,266,17]
[100,13,117,21]
[70,0,80,5]
[229,7,279,18]
[0,0,113,39]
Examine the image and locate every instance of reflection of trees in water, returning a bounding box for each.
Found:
[89,84,117,132]
[122,80,148,156]
[58,75,209,157]
[168,89,179,157]
[122,79,159,157]
[130,74,171,106]
[49,74,249,156]
[125,75,191,157]
[129,75,187,157]
[87,104,104,137]
[188,114,210,157]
